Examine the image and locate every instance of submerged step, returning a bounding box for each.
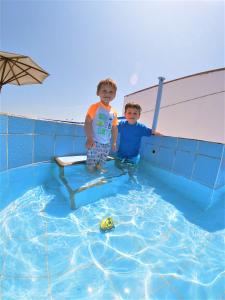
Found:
[73,173,128,209]
[54,161,129,209]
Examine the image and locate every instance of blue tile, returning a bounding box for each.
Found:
[192,155,221,187]
[3,238,46,277]
[47,236,83,278]
[0,240,3,271]
[151,136,177,148]
[140,142,159,163]
[5,206,46,239]
[34,135,55,162]
[173,150,195,178]
[177,138,197,152]
[150,135,165,146]
[156,146,174,170]
[140,138,148,156]
[50,265,106,299]
[0,135,7,171]
[0,115,8,133]
[75,124,85,136]
[160,136,178,148]
[8,135,33,168]
[141,136,152,144]
[74,136,86,154]
[215,156,225,188]
[2,277,49,299]
[198,141,224,158]
[35,120,56,135]
[215,168,225,188]
[8,116,34,134]
[55,136,74,156]
[55,123,75,135]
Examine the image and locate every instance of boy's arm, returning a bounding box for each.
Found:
[84,114,95,149]
[152,130,162,136]
[111,125,118,152]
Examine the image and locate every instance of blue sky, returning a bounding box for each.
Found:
[1,0,224,122]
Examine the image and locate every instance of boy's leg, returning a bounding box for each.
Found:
[127,155,140,175]
[114,156,125,171]
[86,145,99,171]
[115,154,140,176]
[127,154,140,165]
[97,143,110,171]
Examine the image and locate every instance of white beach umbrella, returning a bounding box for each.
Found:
[0,50,49,92]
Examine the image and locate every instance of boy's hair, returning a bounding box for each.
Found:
[97,78,117,94]
[124,103,142,114]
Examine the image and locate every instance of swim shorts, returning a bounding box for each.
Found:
[86,141,110,167]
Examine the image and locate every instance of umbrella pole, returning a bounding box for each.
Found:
[152,76,165,132]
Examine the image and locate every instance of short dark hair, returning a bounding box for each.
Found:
[124,103,142,114]
[97,78,117,95]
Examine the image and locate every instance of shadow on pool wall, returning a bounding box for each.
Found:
[137,162,225,233]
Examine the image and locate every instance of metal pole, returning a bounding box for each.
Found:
[152,76,165,132]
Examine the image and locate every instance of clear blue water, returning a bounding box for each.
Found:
[0,162,224,300]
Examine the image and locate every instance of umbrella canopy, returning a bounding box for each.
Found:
[0,50,49,92]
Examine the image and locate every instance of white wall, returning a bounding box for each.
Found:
[124,68,225,143]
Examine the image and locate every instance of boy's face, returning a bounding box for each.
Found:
[97,84,116,105]
[125,108,140,124]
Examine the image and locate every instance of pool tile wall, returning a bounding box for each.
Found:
[0,115,8,133]
[0,135,7,171]
[0,114,86,171]
[140,136,225,189]
[216,150,225,188]
[1,113,224,192]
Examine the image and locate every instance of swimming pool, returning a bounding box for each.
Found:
[0,160,224,299]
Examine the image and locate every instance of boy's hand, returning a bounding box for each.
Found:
[86,138,95,149]
[111,142,117,152]
[152,130,162,136]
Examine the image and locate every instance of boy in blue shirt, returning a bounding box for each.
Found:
[116,103,160,169]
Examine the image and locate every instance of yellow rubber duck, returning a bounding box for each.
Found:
[100,217,115,232]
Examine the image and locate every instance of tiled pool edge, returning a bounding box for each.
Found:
[1,113,224,192]
[140,162,225,209]
[140,135,225,190]
[0,114,86,170]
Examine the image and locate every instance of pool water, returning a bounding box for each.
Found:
[0,161,224,299]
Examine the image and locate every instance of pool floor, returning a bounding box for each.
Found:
[0,165,225,299]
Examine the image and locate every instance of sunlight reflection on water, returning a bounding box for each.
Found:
[0,163,224,299]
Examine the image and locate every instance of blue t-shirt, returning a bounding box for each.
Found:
[117,121,152,159]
